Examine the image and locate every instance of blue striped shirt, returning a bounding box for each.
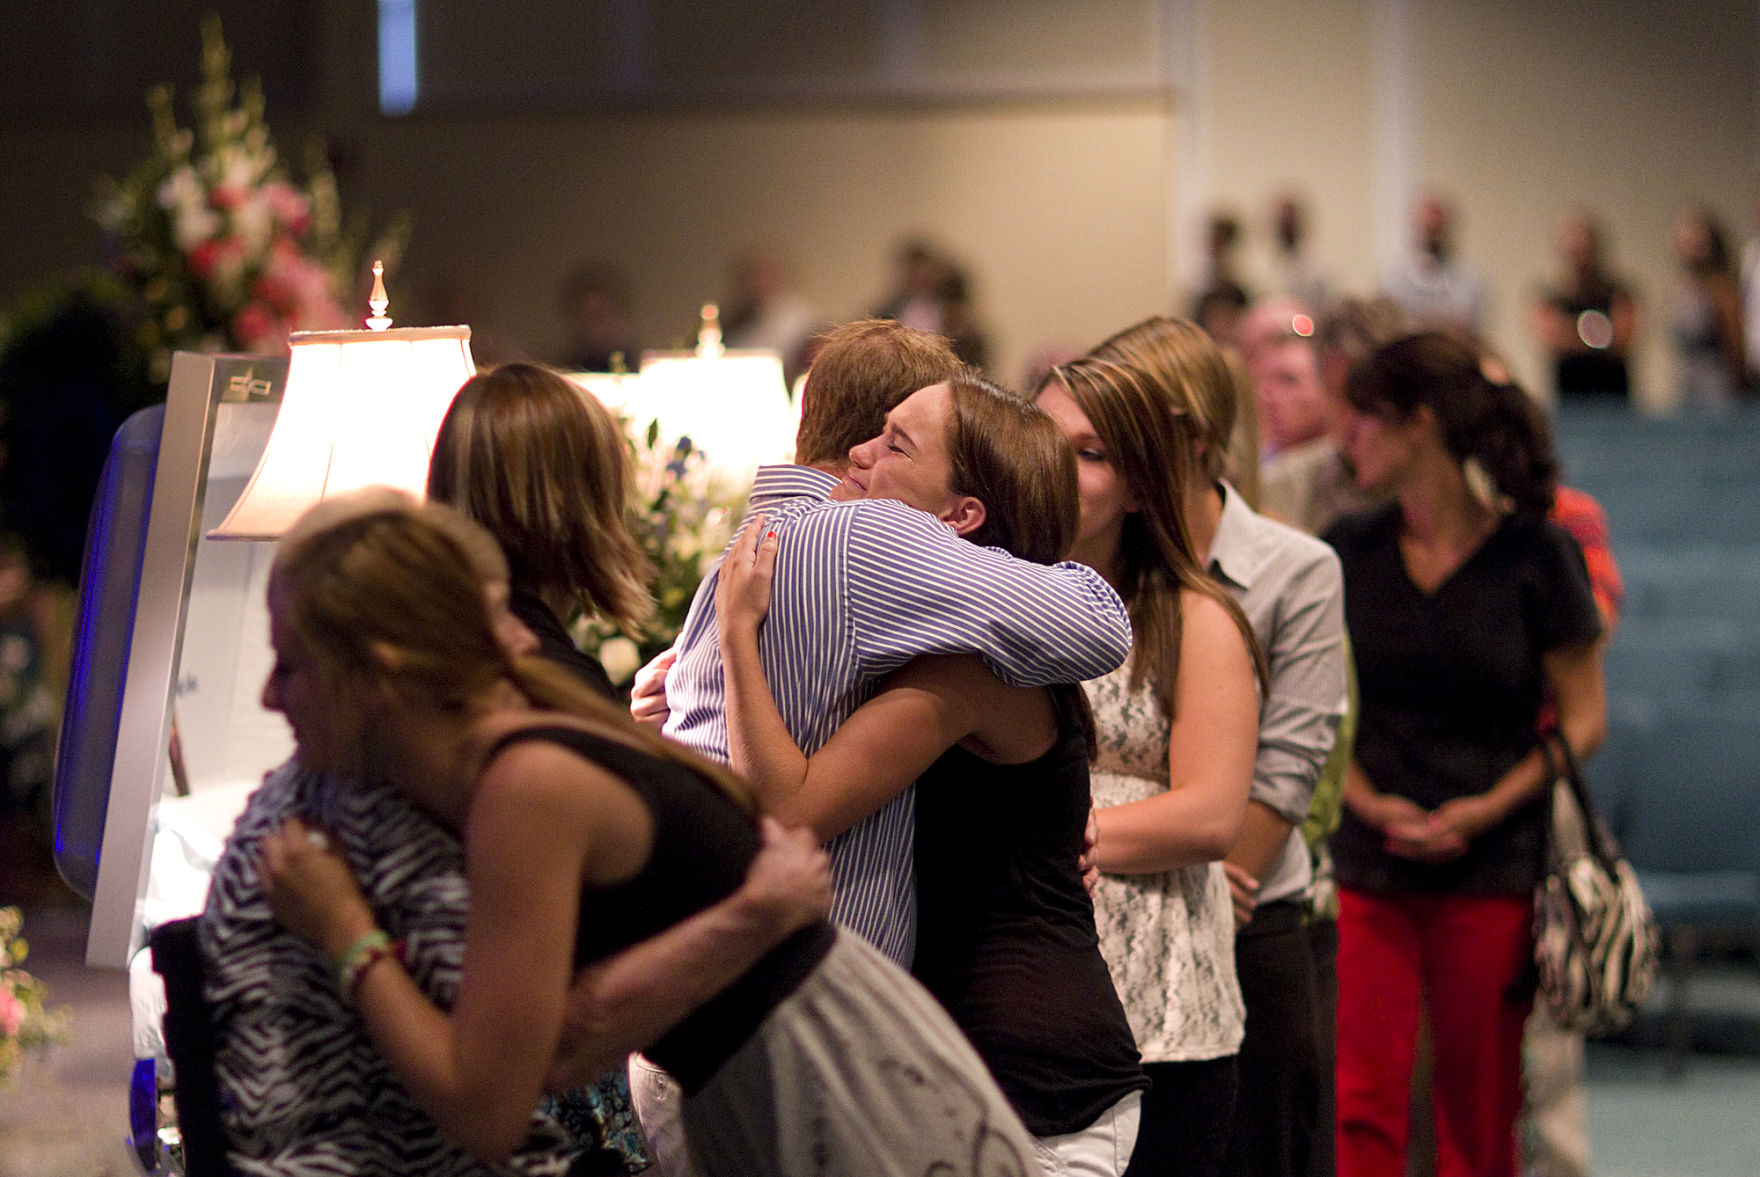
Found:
[665,465,1133,965]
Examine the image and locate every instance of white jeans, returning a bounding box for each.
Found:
[627,1052,701,1177]
[1031,1091,1142,1177]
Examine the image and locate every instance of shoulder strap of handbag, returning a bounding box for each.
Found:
[1542,731,1621,868]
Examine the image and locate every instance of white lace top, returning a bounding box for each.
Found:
[1086,660,1245,1062]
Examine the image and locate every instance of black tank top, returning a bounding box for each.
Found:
[910,688,1147,1137]
[486,725,836,1092]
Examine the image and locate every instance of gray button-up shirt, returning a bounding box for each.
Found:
[1208,483,1350,905]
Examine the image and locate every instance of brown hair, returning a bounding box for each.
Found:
[1313,296,1410,369]
[1042,355,1265,717]
[1346,331,1558,517]
[943,371,1079,566]
[270,498,753,810]
[1090,317,1239,486]
[426,362,653,634]
[794,319,964,468]
[929,371,1093,752]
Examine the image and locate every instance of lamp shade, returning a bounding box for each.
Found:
[209,324,475,540]
[626,349,796,489]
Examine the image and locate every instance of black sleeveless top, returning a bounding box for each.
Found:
[910,689,1147,1137]
[487,725,836,1092]
[509,589,619,702]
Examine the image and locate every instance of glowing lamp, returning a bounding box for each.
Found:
[208,262,474,539]
[597,303,796,490]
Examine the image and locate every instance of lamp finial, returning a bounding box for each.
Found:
[697,302,724,359]
[366,260,392,331]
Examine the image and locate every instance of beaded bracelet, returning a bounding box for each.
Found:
[333,929,395,1003]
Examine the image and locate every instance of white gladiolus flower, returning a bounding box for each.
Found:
[155,165,202,212]
[231,194,274,261]
[158,167,222,252]
[173,204,223,254]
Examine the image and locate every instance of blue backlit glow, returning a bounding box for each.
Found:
[378,0,418,116]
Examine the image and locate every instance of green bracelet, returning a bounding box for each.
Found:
[333,929,394,999]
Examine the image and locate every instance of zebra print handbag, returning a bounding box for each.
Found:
[1532,734,1660,1033]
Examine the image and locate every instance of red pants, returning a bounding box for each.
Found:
[1335,888,1533,1177]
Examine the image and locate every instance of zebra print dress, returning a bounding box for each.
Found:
[199,761,635,1176]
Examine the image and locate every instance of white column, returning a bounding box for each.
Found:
[1370,0,1416,282]
[1163,0,1208,305]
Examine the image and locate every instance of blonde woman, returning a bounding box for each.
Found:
[254,499,1040,1176]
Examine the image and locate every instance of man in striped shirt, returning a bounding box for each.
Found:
[655,320,1131,966]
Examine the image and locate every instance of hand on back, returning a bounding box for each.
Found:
[629,647,676,730]
[716,516,781,637]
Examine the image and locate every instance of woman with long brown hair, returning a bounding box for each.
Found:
[1034,350,1263,1177]
[422,361,663,1167]
[716,371,1148,1174]
[1088,316,1351,1177]
[427,361,652,697]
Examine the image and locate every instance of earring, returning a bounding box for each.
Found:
[1462,457,1510,514]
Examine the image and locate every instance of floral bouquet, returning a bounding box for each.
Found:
[0,906,70,1088]
[93,18,406,383]
[575,417,747,685]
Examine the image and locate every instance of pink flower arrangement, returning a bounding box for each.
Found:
[0,906,68,1088]
[231,301,282,350]
[93,17,406,383]
[0,985,21,1037]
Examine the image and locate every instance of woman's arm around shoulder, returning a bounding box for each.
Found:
[1094,590,1259,875]
[761,654,990,840]
[717,520,987,838]
[547,815,832,1090]
[368,741,647,1161]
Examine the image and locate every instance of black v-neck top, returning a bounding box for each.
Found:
[1324,504,1602,894]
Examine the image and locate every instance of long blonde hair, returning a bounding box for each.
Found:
[1090,316,1244,487]
[271,496,753,812]
[1090,314,1261,506]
